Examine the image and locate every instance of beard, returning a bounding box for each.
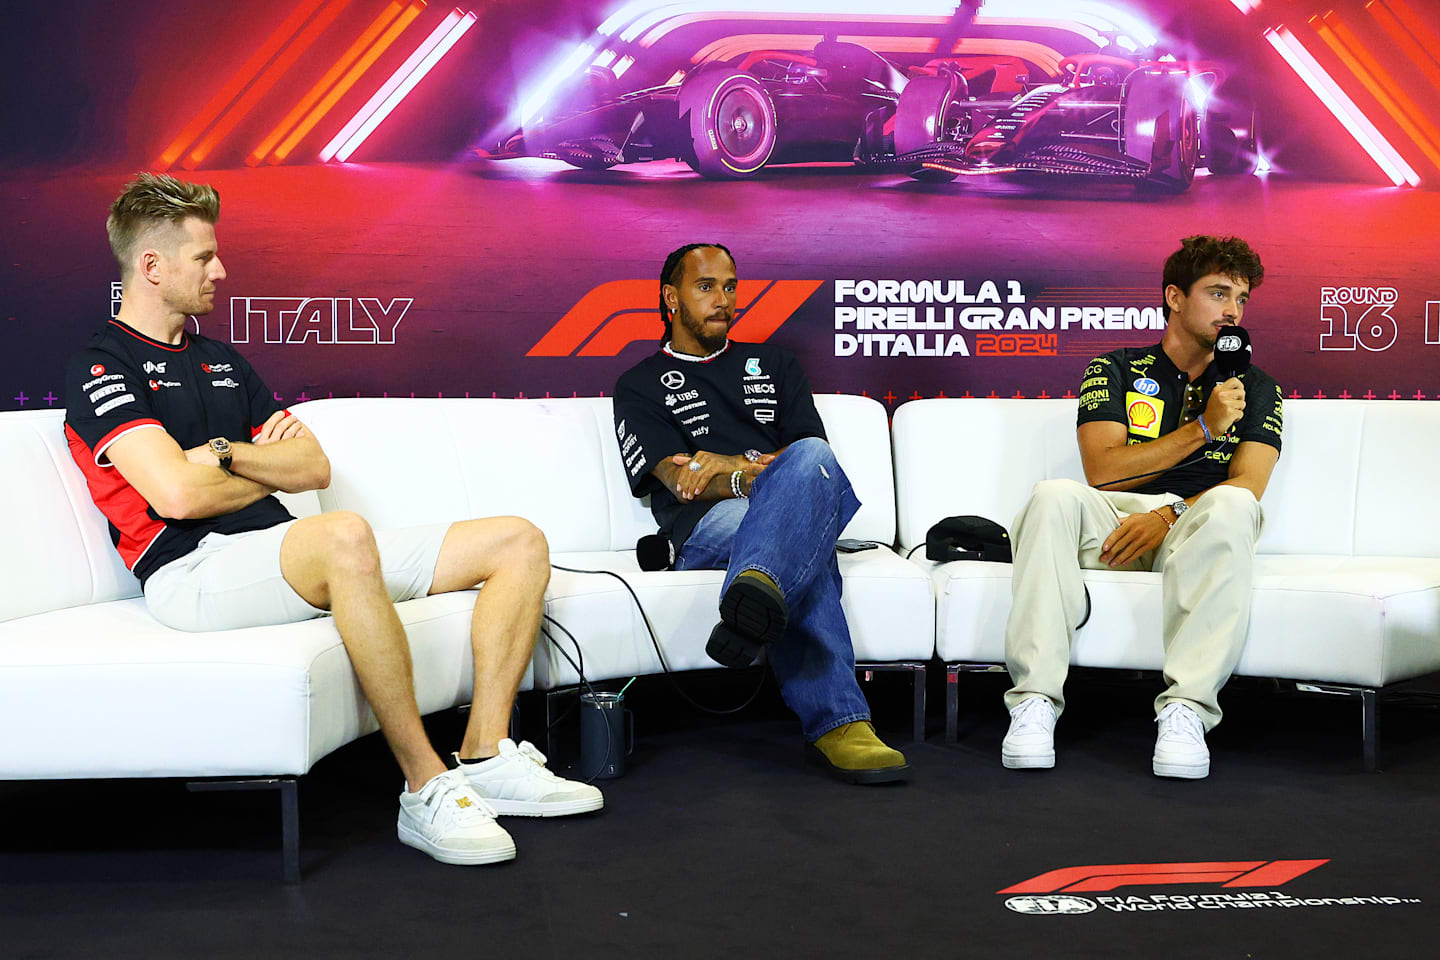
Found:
[676,301,731,354]
[164,283,216,317]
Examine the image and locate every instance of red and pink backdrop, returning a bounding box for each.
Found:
[3,0,1439,413]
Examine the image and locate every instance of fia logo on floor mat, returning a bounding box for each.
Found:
[997,860,1422,917]
[1005,896,1096,915]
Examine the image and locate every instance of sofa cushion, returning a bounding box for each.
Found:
[931,556,1440,688]
[288,393,897,554]
[0,592,530,779]
[537,547,934,689]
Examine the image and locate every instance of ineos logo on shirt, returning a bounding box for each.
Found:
[660,370,686,390]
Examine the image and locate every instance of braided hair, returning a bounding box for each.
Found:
[658,242,734,345]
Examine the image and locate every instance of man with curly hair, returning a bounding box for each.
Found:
[1000,236,1284,779]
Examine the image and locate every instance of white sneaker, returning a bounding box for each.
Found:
[1153,702,1210,779]
[1002,696,1057,769]
[397,769,516,865]
[456,739,605,817]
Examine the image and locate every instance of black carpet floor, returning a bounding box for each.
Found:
[4,667,1440,960]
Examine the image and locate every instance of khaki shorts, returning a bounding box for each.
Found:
[144,519,452,633]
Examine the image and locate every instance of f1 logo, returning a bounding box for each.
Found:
[528,280,822,357]
[998,860,1330,894]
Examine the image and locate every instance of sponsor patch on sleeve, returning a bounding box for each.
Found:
[1125,393,1163,439]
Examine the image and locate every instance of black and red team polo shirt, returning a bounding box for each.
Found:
[63,318,294,587]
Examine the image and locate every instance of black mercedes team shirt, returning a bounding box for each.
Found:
[1076,341,1283,498]
[64,319,293,587]
[613,341,827,549]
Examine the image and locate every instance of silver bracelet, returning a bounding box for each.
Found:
[730,469,749,500]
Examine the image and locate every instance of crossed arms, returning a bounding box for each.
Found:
[105,410,330,520]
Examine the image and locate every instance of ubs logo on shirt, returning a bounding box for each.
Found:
[665,390,698,407]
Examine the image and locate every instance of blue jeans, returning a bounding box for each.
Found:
[676,437,871,741]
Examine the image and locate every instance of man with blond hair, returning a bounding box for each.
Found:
[64,173,600,865]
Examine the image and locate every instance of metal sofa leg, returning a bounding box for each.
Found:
[1362,688,1379,773]
[187,776,301,882]
[946,664,960,743]
[912,663,927,742]
[856,662,927,740]
[1296,681,1381,772]
[946,662,1009,743]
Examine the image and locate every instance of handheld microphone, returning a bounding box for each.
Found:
[1214,325,1251,381]
[636,534,675,571]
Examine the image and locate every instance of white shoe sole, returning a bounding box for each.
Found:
[1153,758,1209,779]
[1002,750,1055,770]
[397,822,516,865]
[486,794,605,818]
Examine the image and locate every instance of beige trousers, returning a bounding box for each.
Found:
[1003,479,1263,730]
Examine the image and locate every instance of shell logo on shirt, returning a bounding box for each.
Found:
[1125,393,1163,438]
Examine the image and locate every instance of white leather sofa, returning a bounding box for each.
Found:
[892,398,1440,768]
[0,394,932,879]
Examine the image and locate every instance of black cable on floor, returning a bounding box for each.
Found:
[537,617,610,785]
[550,563,769,716]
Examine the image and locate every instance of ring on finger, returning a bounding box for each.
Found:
[688,460,702,472]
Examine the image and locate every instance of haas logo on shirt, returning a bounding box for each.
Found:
[143,361,166,374]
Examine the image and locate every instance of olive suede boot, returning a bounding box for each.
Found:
[806,721,910,784]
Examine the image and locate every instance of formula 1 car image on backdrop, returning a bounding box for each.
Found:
[487,37,1259,193]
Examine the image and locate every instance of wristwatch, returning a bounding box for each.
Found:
[208,437,232,472]
[743,448,763,463]
[1169,499,1188,521]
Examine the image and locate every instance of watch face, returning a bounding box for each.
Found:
[1171,500,1187,515]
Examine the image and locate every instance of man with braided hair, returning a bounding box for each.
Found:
[611,244,908,784]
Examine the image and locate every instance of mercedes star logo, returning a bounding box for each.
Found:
[660,370,686,390]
